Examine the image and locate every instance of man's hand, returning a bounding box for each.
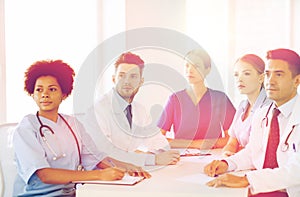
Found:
[206,173,249,188]
[204,160,228,177]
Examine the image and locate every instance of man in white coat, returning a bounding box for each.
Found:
[84,52,180,167]
[204,48,300,197]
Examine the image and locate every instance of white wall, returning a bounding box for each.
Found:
[1,0,300,123]
[0,0,6,123]
[3,0,100,123]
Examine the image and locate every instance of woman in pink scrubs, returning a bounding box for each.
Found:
[157,49,236,149]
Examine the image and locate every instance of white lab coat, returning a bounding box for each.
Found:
[83,89,170,166]
[227,95,300,196]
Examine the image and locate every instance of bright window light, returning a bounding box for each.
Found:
[5,0,99,122]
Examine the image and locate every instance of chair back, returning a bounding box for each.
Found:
[0,123,18,197]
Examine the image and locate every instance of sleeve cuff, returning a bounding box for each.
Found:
[223,158,237,171]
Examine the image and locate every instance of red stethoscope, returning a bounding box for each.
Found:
[261,104,297,152]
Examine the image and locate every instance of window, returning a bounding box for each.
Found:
[4,0,107,123]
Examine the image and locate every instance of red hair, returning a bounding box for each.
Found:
[114,52,145,71]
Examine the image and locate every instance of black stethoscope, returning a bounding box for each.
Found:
[261,104,297,152]
[36,111,84,171]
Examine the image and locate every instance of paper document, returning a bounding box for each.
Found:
[173,148,211,156]
[177,173,214,185]
[72,174,144,186]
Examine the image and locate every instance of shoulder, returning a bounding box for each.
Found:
[17,114,37,128]
[169,89,187,99]
[208,89,233,104]
[15,114,38,135]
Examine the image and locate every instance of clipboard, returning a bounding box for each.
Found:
[72,174,145,186]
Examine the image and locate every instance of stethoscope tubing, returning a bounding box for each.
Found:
[36,112,82,165]
[261,103,297,152]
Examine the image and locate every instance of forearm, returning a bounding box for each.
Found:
[36,168,98,184]
[246,161,300,194]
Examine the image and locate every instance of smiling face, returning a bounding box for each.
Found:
[264,59,300,107]
[112,63,144,103]
[32,75,66,116]
[234,60,264,96]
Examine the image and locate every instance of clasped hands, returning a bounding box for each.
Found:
[204,160,249,188]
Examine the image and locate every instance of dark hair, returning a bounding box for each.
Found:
[266,48,300,77]
[237,54,265,74]
[114,52,145,72]
[184,48,211,69]
[24,60,75,97]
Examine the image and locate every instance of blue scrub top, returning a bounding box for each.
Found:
[13,114,106,197]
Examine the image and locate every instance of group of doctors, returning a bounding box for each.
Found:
[12,47,300,197]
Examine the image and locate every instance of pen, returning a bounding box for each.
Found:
[107,159,116,167]
[293,143,296,152]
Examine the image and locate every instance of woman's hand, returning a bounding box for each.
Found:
[99,157,151,179]
[96,167,125,181]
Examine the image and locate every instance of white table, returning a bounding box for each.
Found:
[76,149,248,197]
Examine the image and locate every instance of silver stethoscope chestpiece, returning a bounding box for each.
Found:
[77,164,84,171]
[281,143,289,152]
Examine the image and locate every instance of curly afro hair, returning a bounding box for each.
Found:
[24,59,75,97]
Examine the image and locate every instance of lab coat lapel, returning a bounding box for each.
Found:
[280,96,300,144]
[110,90,132,130]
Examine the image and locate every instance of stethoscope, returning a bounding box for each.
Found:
[36,111,84,171]
[261,104,297,152]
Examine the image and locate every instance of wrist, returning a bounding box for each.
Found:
[243,174,250,187]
